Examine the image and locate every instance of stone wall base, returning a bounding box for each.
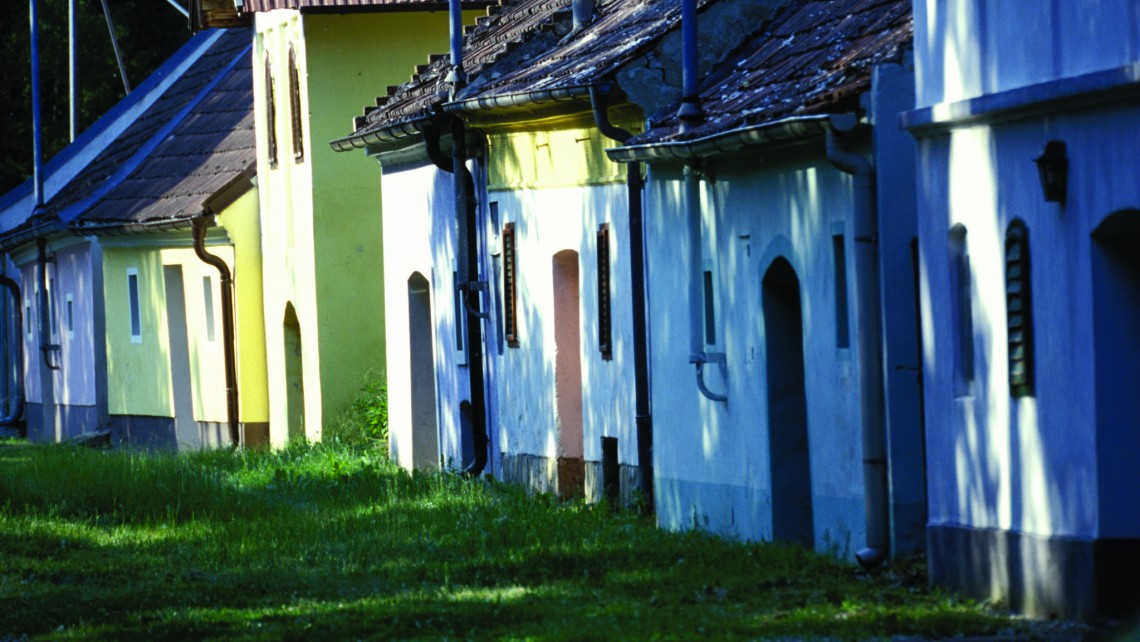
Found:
[928,523,1140,620]
[502,452,645,508]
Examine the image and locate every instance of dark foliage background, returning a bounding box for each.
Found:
[0,0,193,194]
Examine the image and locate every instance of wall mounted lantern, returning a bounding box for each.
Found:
[1034,140,1068,206]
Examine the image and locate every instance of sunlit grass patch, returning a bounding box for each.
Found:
[0,440,1060,641]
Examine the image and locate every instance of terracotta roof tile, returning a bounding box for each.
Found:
[72,52,255,229]
[629,0,912,145]
[46,29,252,221]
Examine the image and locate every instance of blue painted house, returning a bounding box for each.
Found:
[903,0,1140,620]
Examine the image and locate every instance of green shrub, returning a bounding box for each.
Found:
[327,373,389,454]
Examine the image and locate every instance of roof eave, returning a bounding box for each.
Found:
[331,114,440,153]
[606,114,853,163]
[442,83,606,122]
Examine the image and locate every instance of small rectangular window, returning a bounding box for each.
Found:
[489,201,500,232]
[703,269,716,346]
[25,299,32,338]
[597,223,612,360]
[503,222,519,347]
[833,234,850,349]
[203,276,216,342]
[65,294,74,339]
[128,269,142,343]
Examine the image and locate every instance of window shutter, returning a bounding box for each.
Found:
[503,223,519,347]
[1005,220,1034,396]
[597,223,612,360]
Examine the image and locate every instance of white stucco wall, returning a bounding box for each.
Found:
[646,146,872,557]
[488,182,639,470]
[379,161,471,471]
[915,101,1140,541]
[913,0,1140,107]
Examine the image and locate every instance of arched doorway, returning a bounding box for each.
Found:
[1091,211,1140,537]
[763,257,814,547]
[283,303,305,443]
[408,272,439,470]
[553,250,584,498]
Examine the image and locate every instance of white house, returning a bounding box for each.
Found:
[903,0,1140,620]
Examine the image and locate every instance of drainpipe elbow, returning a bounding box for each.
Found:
[856,546,888,570]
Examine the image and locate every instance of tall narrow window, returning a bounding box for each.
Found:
[203,276,216,342]
[703,268,716,346]
[453,270,468,366]
[503,222,519,347]
[49,277,57,337]
[127,268,142,343]
[25,299,32,338]
[1005,220,1034,396]
[949,225,974,395]
[832,234,850,348]
[265,55,278,168]
[65,294,74,339]
[597,223,612,360]
[288,45,304,162]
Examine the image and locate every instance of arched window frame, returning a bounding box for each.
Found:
[288,45,304,162]
[264,54,278,168]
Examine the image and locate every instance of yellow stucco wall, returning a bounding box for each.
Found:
[254,8,481,446]
[101,220,262,427]
[487,117,644,191]
[223,188,270,424]
[103,247,172,417]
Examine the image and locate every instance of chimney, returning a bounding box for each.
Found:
[572,0,595,31]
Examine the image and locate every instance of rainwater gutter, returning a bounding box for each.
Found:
[449,0,488,478]
[589,85,654,512]
[825,120,889,570]
[0,274,25,427]
[443,85,601,120]
[191,217,240,448]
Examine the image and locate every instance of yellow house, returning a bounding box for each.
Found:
[0,29,268,448]
[242,0,488,446]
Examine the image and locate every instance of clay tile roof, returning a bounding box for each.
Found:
[628,0,912,146]
[46,29,252,223]
[71,51,255,229]
[241,0,486,12]
[336,0,704,149]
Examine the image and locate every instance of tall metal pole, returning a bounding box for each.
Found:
[101,0,131,95]
[69,0,78,140]
[31,0,45,212]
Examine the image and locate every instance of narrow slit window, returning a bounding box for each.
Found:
[949,225,974,394]
[49,277,57,336]
[65,294,74,338]
[453,270,467,366]
[25,299,32,338]
[703,269,717,346]
[833,234,850,348]
[503,222,519,347]
[127,269,142,342]
[265,55,278,168]
[597,223,612,360]
[203,276,216,342]
[1005,220,1034,397]
[288,45,304,162]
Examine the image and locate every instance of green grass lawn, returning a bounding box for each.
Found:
[0,439,1077,641]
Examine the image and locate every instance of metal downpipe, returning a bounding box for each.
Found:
[589,86,654,512]
[685,163,726,403]
[192,218,240,448]
[453,119,488,478]
[826,125,889,569]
